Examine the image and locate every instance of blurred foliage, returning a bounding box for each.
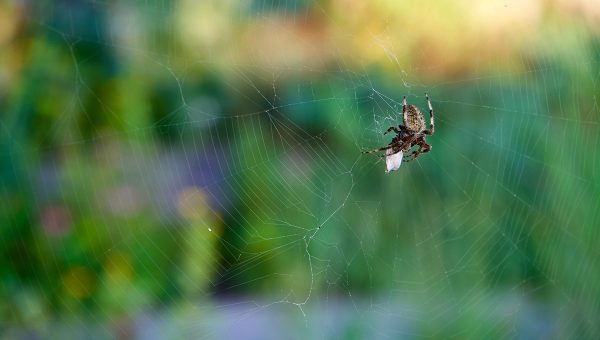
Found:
[1,0,600,337]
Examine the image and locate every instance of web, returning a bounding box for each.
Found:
[2,0,600,338]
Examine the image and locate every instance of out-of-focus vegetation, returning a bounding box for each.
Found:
[1,0,600,337]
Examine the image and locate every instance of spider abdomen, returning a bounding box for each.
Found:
[405,105,426,132]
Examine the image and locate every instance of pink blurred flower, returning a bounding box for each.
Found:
[40,205,72,237]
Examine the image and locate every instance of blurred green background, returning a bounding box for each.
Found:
[1,0,600,338]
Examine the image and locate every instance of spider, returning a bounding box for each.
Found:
[363,93,435,172]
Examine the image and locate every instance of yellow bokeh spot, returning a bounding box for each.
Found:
[62,266,95,299]
[104,251,133,282]
[176,0,240,52]
[176,186,210,220]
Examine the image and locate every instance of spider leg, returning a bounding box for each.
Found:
[363,137,410,155]
[362,144,393,154]
[383,126,401,136]
[424,93,434,135]
[400,134,420,150]
[363,131,416,157]
[404,139,430,162]
[402,143,418,162]
[403,148,421,162]
[416,143,431,159]
[402,96,408,128]
[377,150,400,158]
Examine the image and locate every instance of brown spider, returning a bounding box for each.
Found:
[363,94,435,172]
